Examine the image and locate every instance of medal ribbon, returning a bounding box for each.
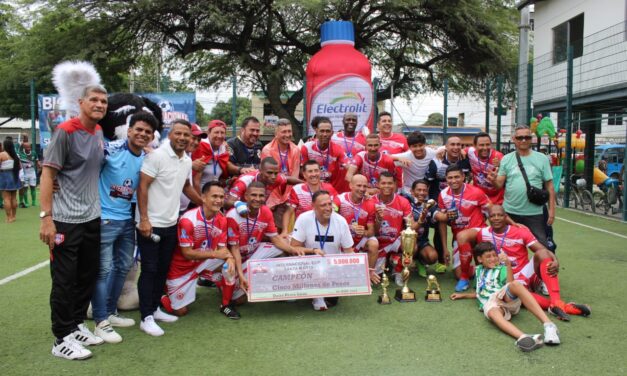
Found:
[200,209,216,251]
[315,218,331,251]
[491,225,510,255]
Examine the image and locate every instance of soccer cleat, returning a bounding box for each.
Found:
[153,307,178,323]
[312,298,328,311]
[543,323,560,346]
[393,273,404,287]
[220,305,241,320]
[19,202,27,208]
[52,334,93,360]
[160,295,174,314]
[455,279,470,292]
[417,263,427,278]
[565,302,591,317]
[140,316,164,337]
[515,334,544,352]
[548,304,571,322]
[74,324,104,346]
[108,313,135,328]
[197,277,216,288]
[325,297,339,308]
[434,263,447,274]
[94,320,122,344]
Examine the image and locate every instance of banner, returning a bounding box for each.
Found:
[247,254,371,302]
[37,92,196,147]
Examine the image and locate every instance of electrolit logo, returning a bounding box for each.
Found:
[310,76,373,134]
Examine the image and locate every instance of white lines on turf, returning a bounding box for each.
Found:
[556,217,627,240]
[0,260,49,286]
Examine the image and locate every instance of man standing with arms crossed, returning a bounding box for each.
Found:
[136,119,203,336]
[331,112,366,192]
[40,85,108,360]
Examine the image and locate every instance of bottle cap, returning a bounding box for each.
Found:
[320,20,355,47]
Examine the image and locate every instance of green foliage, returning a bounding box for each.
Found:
[208,97,252,127]
[423,112,444,126]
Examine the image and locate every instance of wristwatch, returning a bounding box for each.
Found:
[39,211,51,219]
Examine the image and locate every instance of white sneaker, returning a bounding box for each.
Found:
[543,323,561,345]
[312,298,328,311]
[94,320,122,344]
[108,313,135,327]
[52,334,92,360]
[153,307,178,323]
[140,315,164,337]
[393,273,404,287]
[73,324,104,346]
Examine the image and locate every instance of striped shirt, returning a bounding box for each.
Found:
[43,118,104,223]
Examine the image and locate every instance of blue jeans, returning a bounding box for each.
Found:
[91,219,136,323]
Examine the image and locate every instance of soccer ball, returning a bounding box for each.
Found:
[158,100,174,113]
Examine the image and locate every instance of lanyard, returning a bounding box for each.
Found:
[479,150,492,175]
[317,141,331,171]
[449,184,465,210]
[349,195,363,223]
[367,154,380,184]
[278,145,289,173]
[342,133,357,158]
[315,218,331,250]
[200,209,216,251]
[209,143,219,176]
[491,225,510,255]
[246,211,259,241]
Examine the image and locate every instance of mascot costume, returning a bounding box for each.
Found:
[52,61,164,313]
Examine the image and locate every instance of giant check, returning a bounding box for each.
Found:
[247,254,372,302]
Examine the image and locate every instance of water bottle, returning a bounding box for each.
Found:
[234,201,249,216]
[222,262,235,286]
[149,232,161,243]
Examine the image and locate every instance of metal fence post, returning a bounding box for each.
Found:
[526,63,533,125]
[564,46,574,208]
[30,79,37,157]
[231,76,237,136]
[443,78,448,143]
[496,76,503,151]
[485,80,490,136]
[373,78,379,133]
[302,76,307,140]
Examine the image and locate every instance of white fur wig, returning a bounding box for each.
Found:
[52,61,102,118]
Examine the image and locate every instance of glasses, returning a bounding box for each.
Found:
[515,136,533,141]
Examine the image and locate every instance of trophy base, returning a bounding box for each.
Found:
[395,289,417,302]
[377,295,392,305]
[425,290,442,302]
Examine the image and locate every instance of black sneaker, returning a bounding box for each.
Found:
[325,297,339,308]
[548,305,571,322]
[567,302,592,317]
[197,277,216,288]
[220,305,241,320]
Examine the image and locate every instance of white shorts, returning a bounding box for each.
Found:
[166,258,224,310]
[354,236,378,252]
[483,283,521,321]
[374,238,401,274]
[235,242,284,300]
[451,241,461,268]
[513,258,535,287]
[19,169,36,186]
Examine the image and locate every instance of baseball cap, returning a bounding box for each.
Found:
[191,123,207,138]
[208,119,227,130]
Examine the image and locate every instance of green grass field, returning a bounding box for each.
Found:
[1,206,626,375]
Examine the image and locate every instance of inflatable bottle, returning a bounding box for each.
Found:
[306,20,373,135]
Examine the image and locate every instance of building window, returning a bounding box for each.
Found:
[553,14,584,64]
[608,112,623,125]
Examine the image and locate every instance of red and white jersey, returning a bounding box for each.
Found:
[226,205,278,262]
[337,192,376,244]
[228,171,288,202]
[438,183,490,235]
[379,133,409,155]
[288,183,340,217]
[350,151,398,188]
[466,147,504,204]
[371,194,412,248]
[301,141,347,187]
[475,225,537,274]
[168,208,228,279]
[331,131,366,158]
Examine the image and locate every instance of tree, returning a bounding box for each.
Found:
[208,97,252,127]
[423,113,444,126]
[84,0,518,139]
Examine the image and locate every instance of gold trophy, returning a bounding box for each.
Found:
[377,267,391,305]
[425,274,442,302]
[395,218,418,302]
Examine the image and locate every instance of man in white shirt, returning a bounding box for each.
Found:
[291,190,354,311]
[390,131,437,194]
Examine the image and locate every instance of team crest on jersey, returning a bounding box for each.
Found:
[109,177,135,200]
[54,233,65,245]
[228,228,236,237]
[248,238,257,245]
[380,220,389,228]
[180,229,190,240]
[200,240,209,250]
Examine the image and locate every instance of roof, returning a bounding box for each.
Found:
[403,126,484,135]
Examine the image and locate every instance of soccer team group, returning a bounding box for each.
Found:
[39,86,590,360]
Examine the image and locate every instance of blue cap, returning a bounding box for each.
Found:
[320,20,355,46]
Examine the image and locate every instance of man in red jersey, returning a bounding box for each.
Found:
[455,205,591,321]
[331,113,367,192]
[282,160,340,235]
[345,133,399,195]
[301,116,347,188]
[376,111,408,154]
[465,132,504,204]
[162,181,239,321]
[371,172,412,286]
[337,174,380,283]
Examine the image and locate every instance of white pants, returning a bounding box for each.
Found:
[234,242,284,299]
[166,258,224,310]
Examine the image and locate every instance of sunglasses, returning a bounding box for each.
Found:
[515,136,533,141]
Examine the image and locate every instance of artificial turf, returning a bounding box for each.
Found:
[0,205,626,375]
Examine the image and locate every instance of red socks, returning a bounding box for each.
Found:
[458,243,473,280]
[531,292,551,310]
[539,258,562,306]
[219,278,235,307]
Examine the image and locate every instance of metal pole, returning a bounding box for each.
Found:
[30,79,36,151]
[623,125,626,221]
[373,78,379,133]
[485,80,491,136]
[231,76,237,136]
[390,81,394,125]
[516,5,531,125]
[302,76,307,139]
[443,78,448,143]
[526,63,533,125]
[496,76,503,151]
[564,46,574,208]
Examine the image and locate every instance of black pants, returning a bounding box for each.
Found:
[50,218,101,339]
[136,225,177,320]
[506,212,550,249]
